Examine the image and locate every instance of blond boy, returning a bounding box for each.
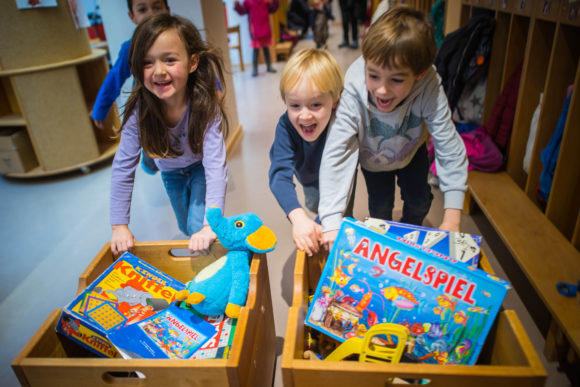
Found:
[269,49,344,256]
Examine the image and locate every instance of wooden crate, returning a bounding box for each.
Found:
[12,241,276,387]
[282,250,547,387]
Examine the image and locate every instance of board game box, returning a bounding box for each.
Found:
[305,218,510,365]
[362,217,482,266]
[190,311,237,360]
[107,303,217,359]
[56,252,186,357]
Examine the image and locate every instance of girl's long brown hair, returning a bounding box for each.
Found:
[121,13,228,158]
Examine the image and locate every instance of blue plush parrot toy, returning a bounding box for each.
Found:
[176,207,277,318]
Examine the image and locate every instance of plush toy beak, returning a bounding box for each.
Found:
[246,225,277,253]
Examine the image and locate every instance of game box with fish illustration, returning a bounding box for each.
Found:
[362,218,482,267]
[305,218,510,365]
[56,252,186,357]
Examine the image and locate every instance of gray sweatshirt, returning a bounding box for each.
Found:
[319,56,467,231]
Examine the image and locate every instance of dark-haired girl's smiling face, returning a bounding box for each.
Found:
[143,29,197,107]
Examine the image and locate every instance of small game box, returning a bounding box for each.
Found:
[107,303,217,359]
[362,218,482,266]
[56,252,186,357]
[305,218,510,365]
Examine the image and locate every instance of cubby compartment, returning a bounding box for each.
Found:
[526,23,579,219]
[482,11,511,123]
[506,17,550,189]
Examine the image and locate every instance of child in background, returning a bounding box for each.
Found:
[92,0,170,174]
[269,49,344,256]
[234,0,279,77]
[319,6,468,249]
[310,0,330,49]
[110,14,229,255]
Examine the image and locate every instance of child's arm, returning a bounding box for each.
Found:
[423,67,468,229]
[288,208,322,256]
[269,114,321,254]
[110,110,141,254]
[111,225,135,255]
[319,77,362,245]
[92,40,132,128]
[199,115,227,252]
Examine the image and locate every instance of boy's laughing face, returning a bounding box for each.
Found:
[285,78,336,142]
[365,60,424,113]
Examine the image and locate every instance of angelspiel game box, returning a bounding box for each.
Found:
[363,217,482,266]
[56,252,186,357]
[108,303,216,359]
[306,218,510,365]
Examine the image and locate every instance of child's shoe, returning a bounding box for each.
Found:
[350,41,359,49]
[267,66,277,73]
[338,40,349,48]
[141,151,158,175]
[251,68,258,77]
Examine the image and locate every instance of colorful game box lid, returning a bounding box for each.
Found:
[362,218,482,266]
[56,252,186,357]
[108,303,217,359]
[306,218,510,366]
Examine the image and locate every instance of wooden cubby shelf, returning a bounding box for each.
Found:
[0,2,119,178]
[447,0,580,383]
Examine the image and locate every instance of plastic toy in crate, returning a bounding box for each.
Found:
[56,252,186,357]
[306,218,510,365]
[362,217,482,266]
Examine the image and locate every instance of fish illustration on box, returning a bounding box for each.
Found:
[363,217,482,266]
[305,218,510,365]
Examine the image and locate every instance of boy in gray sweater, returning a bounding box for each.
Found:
[319,6,468,249]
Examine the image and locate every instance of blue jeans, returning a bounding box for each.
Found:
[161,162,206,236]
[361,144,433,226]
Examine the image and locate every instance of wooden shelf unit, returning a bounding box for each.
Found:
[0,1,119,178]
[450,0,580,247]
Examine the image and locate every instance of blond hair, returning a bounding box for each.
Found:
[280,49,343,104]
[362,5,435,75]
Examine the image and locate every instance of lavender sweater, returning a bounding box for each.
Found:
[110,105,227,226]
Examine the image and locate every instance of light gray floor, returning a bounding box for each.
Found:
[0,23,570,387]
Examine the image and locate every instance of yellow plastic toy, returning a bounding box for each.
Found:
[324,323,409,363]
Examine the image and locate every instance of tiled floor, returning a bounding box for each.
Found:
[0,23,571,386]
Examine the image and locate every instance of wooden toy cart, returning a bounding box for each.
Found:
[12,241,276,387]
[282,250,547,387]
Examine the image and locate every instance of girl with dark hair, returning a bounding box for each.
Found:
[110,14,228,256]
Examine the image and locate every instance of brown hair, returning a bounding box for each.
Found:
[362,5,435,75]
[280,48,343,104]
[122,13,228,158]
[127,0,169,13]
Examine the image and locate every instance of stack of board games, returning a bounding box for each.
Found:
[108,303,217,359]
[363,217,482,267]
[56,252,186,357]
[305,218,510,366]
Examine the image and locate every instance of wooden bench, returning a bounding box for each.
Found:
[465,171,580,363]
